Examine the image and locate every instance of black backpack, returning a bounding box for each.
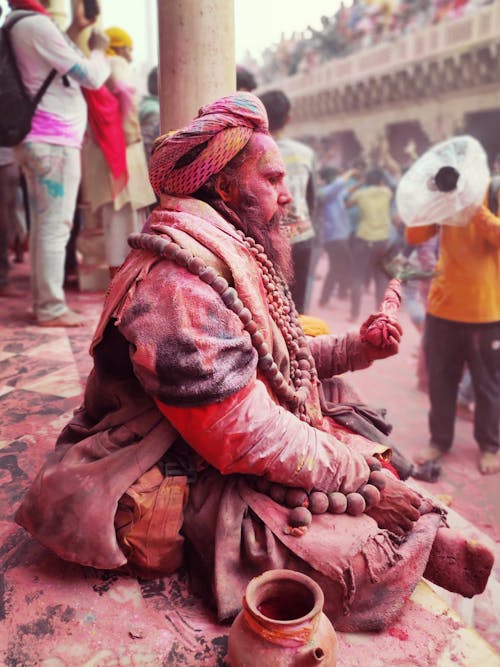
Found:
[0,11,57,147]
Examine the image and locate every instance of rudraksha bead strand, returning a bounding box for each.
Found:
[128,231,317,420]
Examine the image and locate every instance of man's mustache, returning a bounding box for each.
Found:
[268,207,286,230]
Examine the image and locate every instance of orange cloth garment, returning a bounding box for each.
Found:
[406,204,500,323]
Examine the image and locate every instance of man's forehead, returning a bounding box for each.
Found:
[249,134,285,172]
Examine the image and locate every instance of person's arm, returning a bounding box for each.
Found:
[306,170,316,217]
[139,110,160,160]
[471,204,500,247]
[307,311,402,378]
[118,261,370,495]
[65,28,110,89]
[345,180,364,208]
[317,174,350,203]
[381,156,401,181]
[30,12,110,90]
[65,0,98,44]
[156,379,370,495]
[405,223,439,245]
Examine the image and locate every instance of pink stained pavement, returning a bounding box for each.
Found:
[0,253,498,665]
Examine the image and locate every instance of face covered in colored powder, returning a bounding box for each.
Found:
[220,133,294,282]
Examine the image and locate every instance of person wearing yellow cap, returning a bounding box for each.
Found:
[82,25,156,277]
[105,26,134,62]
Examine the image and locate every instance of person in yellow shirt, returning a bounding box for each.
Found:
[347,168,393,321]
[406,201,500,479]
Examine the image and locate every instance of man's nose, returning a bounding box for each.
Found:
[278,186,292,205]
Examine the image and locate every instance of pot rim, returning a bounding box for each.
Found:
[244,568,325,626]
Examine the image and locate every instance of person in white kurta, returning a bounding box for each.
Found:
[8,1,110,325]
[82,27,156,275]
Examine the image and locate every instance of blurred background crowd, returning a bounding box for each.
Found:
[241,0,494,84]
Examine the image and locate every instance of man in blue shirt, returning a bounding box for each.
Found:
[317,166,358,306]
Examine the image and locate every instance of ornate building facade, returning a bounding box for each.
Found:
[259,3,500,167]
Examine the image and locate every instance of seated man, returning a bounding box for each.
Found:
[16,93,493,633]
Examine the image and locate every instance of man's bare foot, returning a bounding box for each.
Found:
[414,445,443,465]
[37,310,85,327]
[479,451,500,475]
[424,526,494,597]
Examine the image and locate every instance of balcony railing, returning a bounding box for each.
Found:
[263,2,500,97]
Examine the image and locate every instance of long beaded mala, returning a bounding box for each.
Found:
[128,229,386,531]
[128,229,317,423]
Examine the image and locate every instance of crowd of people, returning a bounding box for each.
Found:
[292,109,500,481]
[241,0,494,85]
[0,0,110,321]
[0,0,157,323]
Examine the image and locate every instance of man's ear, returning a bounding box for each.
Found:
[215,173,238,204]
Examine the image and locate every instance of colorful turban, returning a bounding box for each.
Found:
[148,92,269,196]
[105,27,133,56]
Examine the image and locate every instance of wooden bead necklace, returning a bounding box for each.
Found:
[128,230,317,422]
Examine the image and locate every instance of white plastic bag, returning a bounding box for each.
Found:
[396,135,490,227]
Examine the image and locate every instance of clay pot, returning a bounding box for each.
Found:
[228,569,338,666]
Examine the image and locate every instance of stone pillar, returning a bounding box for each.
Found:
[157,0,235,132]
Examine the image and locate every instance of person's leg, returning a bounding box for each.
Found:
[349,237,370,321]
[373,239,391,309]
[64,205,82,286]
[336,238,352,299]
[465,322,500,474]
[417,315,464,463]
[102,202,141,278]
[0,163,19,294]
[423,524,494,597]
[319,241,337,306]
[298,516,493,631]
[290,239,313,314]
[16,143,82,325]
[416,335,428,393]
[12,183,28,263]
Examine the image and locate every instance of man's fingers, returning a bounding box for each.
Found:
[409,492,422,509]
[406,505,421,522]
[401,517,415,533]
[390,524,406,538]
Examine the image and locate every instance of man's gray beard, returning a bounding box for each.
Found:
[233,191,294,286]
